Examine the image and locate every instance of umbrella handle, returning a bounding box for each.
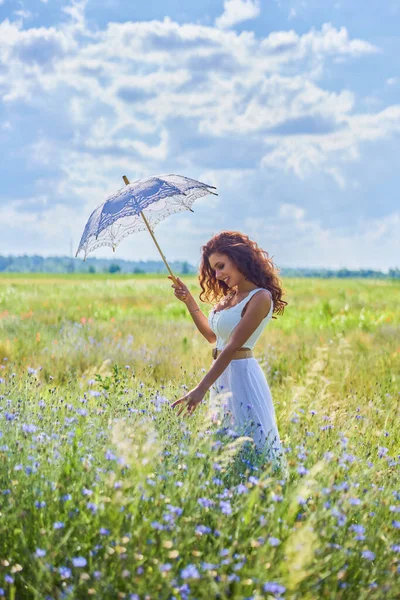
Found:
[122,176,179,285]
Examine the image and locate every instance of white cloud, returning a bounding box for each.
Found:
[244,209,400,270]
[0,6,398,267]
[261,104,400,185]
[278,203,305,220]
[215,0,260,29]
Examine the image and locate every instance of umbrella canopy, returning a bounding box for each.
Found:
[75,174,217,260]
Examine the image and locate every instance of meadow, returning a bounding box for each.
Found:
[0,274,399,599]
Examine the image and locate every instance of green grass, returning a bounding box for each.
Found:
[0,275,399,599]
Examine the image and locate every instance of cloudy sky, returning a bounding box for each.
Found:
[0,0,399,269]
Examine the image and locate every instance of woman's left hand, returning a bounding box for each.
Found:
[171,386,206,417]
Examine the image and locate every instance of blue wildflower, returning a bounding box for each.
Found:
[263,582,286,595]
[220,501,232,515]
[181,564,200,579]
[72,556,87,567]
[268,537,281,547]
[59,567,71,579]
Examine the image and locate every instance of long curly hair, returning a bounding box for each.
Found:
[199,231,287,317]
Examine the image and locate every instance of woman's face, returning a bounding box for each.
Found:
[208,252,244,289]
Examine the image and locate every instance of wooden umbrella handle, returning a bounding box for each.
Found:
[122,175,178,285]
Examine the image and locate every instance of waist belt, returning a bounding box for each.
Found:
[212,348,253,360]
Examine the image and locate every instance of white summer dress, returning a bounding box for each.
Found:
[208,288,282,461]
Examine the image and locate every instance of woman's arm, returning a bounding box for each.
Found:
[168,276,216,344]
[197,289,271,392]
[171,290,271,416]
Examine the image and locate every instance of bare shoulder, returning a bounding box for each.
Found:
[242,289,272,317]
[251,289,272,308]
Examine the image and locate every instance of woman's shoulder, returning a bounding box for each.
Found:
[249,287,272,300]
[241,288,273,318]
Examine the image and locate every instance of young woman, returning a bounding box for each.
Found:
[169,231,287,461]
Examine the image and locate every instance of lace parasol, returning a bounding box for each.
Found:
[75,174,217,280]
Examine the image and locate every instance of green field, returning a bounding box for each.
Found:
[0,275,399,599]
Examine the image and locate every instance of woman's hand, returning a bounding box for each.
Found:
[168,276,191,303]
[171,386,206,417]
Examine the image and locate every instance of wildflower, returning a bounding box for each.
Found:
[268,537,281,547]
[237,483,248,494]
[181,564,200,579]
[271,492,283,502]
[349,498,361,506]
[392,520,400,529]
[195,525,211,535]
[87,502,97,514]
[361,550,375,561]
[54,521,65,530]
[350,524,365,539]
[72,557,87,567]
[59,567,71,579]
[22,424,37,433]
[220,501,232,515]
[263,582,286,595]
[4,575,14,584]
[201,562,218,570]
[297,465,308,476]
[198,498,214,508]
[35,548,46,557]
[159,563,172,572]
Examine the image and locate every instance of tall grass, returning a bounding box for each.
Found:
[0,275,399,599]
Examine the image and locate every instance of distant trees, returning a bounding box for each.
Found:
[108,263,121,274]
[0,255,398,278]
[181,261,190,275]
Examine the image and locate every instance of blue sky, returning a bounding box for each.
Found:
[0,0,399,269]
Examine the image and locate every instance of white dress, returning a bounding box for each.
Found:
[208,288,282,461]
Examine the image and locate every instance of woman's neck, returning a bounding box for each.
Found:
[234,281,258,294]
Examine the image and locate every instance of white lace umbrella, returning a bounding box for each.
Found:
[75,174,217,282]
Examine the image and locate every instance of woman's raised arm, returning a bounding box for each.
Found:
[168,276,216,344]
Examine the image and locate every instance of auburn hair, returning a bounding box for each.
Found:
[198,231,287,317]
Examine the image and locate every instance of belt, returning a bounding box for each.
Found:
[212,348,253,360]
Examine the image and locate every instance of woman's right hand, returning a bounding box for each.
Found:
[168,276,191,303]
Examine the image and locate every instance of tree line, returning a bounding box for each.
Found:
[0,255,398,278]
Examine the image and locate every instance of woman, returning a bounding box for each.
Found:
[169,231,287,462]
